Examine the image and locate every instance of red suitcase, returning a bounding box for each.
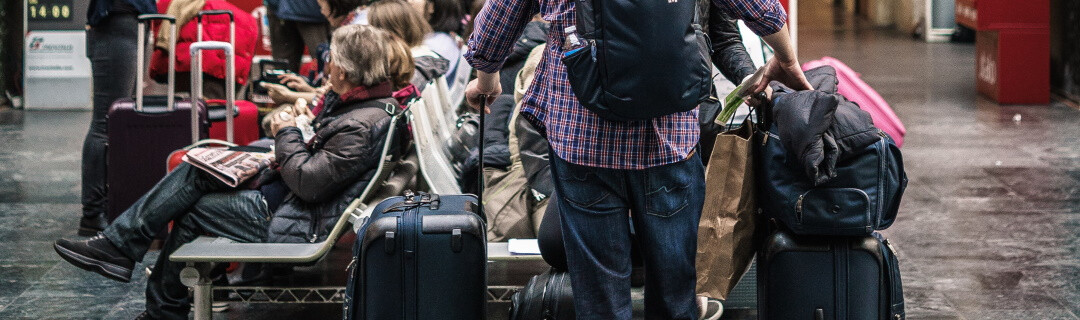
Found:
[195,10,262,145]
[106,14,209,221]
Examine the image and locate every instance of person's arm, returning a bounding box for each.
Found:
[708,5,757,85]
[274,120,379,203]
[712,0,812,91]
[463,0,540,109]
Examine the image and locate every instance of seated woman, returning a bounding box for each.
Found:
[407,0,466,84]
[52,25,412,320]
[264,0,434,105]
[369,0,450,90]
[318,0,367,27]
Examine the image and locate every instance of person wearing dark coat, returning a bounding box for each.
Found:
[52,25,409,320]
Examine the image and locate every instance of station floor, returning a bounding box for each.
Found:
[2,5,1079,320]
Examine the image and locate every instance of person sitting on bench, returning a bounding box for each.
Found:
[52,25,412,320]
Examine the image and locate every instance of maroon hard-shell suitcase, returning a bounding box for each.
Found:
[106,14,209,221]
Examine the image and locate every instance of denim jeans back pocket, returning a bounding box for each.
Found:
[644,167,694,218]
[556,169,612,208]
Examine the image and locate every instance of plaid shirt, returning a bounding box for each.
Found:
[466,0,786,169]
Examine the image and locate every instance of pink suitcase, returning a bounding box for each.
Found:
[803,57,906,147]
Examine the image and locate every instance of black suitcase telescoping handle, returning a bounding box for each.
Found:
[190,41,236,143]
[136,14,177,112]
[477,95,487,217]
[196,10,235,45]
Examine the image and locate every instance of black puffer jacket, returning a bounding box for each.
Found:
[268,87,397,243]
[708,6,757,84]
[770,66,880,185]
[412,53,451,91]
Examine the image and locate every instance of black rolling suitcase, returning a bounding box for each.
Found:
[344,191,487,320]
[757,226,905,320]
[106,14,208,221]
[509,269,575,320]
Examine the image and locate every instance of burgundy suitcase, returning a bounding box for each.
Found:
[106,14,209,221]
[195,10,262,145]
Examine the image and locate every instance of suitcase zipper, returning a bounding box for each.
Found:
[876,132,888,230]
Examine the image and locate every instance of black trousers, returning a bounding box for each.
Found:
[82,12,140,218]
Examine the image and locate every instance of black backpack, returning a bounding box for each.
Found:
[563,0,713,121]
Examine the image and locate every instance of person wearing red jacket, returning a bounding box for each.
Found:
[150,0,258,100]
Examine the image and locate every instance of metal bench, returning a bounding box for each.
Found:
[408,92,462,194]
[171,104,410,320]
[442,46,473,113]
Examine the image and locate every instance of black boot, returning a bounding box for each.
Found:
[78,213,109,237]
[53,233,135,282]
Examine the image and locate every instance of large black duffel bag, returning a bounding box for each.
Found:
[755,121,907,236]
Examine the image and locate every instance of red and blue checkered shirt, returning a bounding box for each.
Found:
[466,0,787,169]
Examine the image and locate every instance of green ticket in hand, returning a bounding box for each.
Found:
[715,85,745,126]
[714,67,766,126]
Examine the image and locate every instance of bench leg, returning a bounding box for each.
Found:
[180,263,214,320]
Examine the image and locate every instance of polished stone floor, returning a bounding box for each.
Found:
[2,3,1079,320]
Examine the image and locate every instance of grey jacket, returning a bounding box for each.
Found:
[268,93,397,243]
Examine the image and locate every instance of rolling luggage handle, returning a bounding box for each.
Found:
[190,41,236,143]
[477,95,488,217]
[136,14,177,112]
[195,10,235,46]
[194,10,237,143]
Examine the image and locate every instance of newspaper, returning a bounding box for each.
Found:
[182,148,275,187]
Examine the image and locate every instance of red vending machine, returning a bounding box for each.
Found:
[957,0,1050,104]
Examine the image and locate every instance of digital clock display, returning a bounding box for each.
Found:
[28,0,74,21]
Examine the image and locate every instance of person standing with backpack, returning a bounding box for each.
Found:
[464,0,812,319]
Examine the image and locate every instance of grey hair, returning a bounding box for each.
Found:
[330,25,392,87]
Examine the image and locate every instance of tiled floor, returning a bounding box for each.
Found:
[1,2,1078,319]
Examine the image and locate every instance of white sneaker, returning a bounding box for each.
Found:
[212,301,230,313]
[698,296,723,320]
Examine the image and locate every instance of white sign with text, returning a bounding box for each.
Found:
[25,31,90,78]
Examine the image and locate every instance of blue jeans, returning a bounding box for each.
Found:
[104,163,271,320]
[550,151,705,320]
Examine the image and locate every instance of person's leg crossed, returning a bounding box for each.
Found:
[145,190,271,320]
[628,152,705,320]
[550,153,633,320]
[104,163,229,261]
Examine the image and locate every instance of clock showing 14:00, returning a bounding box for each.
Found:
[28,0,74,21]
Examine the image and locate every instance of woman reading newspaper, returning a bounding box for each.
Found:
[52,25,411,320]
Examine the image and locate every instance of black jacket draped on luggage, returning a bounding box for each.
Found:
[769,66,880,185]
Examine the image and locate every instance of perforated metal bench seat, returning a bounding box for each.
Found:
[172,237,544,263]
[170,237,330,264]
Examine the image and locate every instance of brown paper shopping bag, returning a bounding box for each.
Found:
[696,119,759,300]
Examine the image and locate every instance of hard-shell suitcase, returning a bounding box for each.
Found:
[802,57,906,147]
[343,191,487,320]
[757,227,905,320]
[195,10,261,145]
[106,14,209,221]
[509,269,575,320]
[163,22,249,173]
